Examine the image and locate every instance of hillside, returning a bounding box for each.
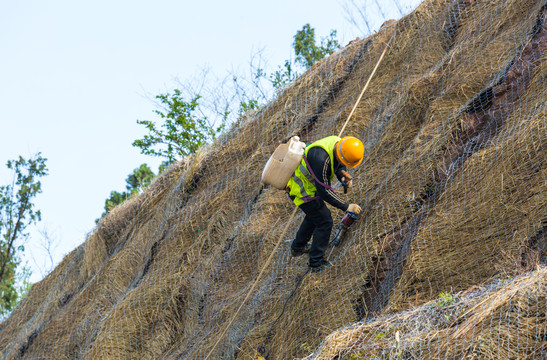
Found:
[1,0,546,359]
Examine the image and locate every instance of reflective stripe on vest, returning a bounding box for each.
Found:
[287,136,341,206]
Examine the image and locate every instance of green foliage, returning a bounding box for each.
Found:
[125,163,155,195]
[132,23,340,170]
[0,259,17,316]
[269,24,340,92]
[341,349,368,359]
[293,24,340,69]
[238,99,259,118]
[133,90,225,164]
[104,191,128,214]
[437,292,456,307]
[0,153,48,317]
[299,342,312,353]
[16,266,32,299]
[98,164,156,221]
[0,262,32,320]
[270,60,299,91]
[374,332,387,340]
[158,160,170,175]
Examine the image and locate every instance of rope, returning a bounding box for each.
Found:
[205,35,392,360]
[338,37,392,138]
[204,207,298,360]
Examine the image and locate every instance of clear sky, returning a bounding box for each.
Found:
[0,0,421,283]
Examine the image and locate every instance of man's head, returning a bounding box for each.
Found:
[335,136,364,168]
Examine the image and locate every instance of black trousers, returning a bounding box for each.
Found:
[292,198,334,267]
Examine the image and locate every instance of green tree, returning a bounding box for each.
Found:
[103,190,128,214]
[125,163,155,195]
[293,24,340,69]
[98,164,156,221]
[133,24,340,162]
[269,24,341,92]
[133,90,225,164]
[0,153,48,316]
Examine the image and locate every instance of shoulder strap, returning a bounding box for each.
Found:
[302,155,336,192]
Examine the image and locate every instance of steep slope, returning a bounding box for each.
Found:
[1,0,546,359]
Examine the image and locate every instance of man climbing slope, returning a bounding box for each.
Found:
[287,135,364,273]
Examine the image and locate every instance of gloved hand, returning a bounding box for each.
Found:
[341,170,353,194]
[347,203,362,214]
[341,170,353,186]
[343,179,353,188]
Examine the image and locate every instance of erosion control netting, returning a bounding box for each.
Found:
[1,0,546,359]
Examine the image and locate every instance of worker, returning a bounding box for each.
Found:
[287,135,364,273]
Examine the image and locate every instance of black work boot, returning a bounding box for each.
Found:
[291,242,311,257]
[309,259,331,273]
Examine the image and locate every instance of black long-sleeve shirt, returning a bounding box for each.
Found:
[306,146,349,211]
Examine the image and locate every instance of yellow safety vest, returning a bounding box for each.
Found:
[286,136,340,206]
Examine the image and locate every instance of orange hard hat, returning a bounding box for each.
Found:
[335,136,364,168]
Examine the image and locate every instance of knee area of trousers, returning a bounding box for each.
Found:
[321,218,334,230]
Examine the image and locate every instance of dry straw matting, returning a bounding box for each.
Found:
[1,0,546,359]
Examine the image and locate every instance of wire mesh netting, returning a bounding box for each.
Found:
[1,0,546,359]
